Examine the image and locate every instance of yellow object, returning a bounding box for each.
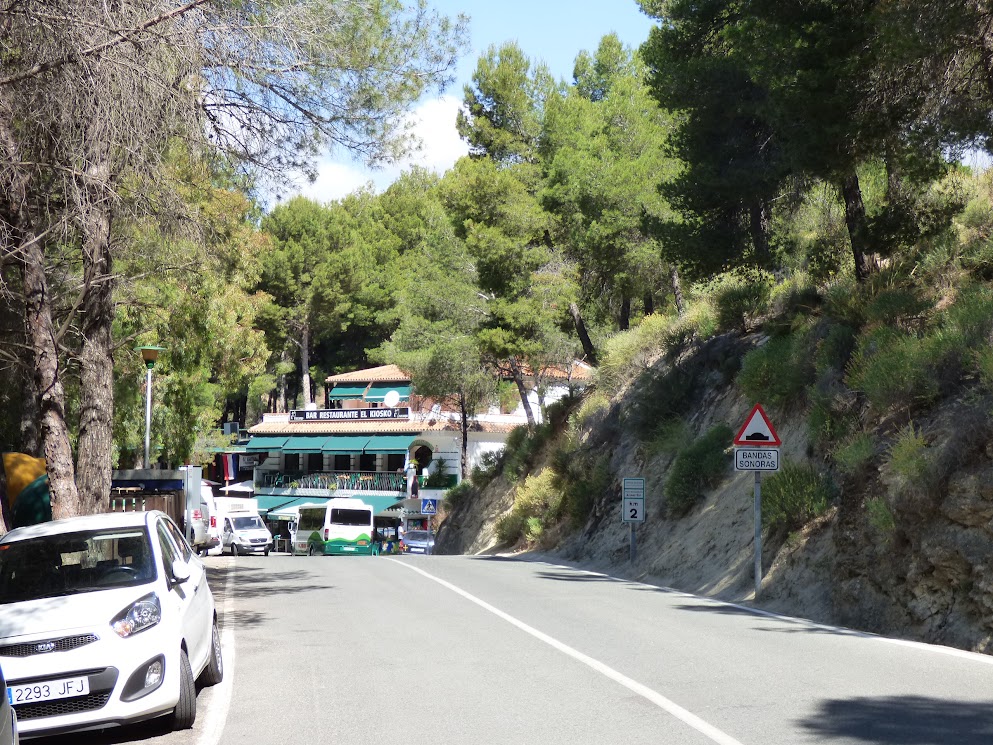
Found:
[2,452,47,506]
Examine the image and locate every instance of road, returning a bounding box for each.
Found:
[42,553,993,745]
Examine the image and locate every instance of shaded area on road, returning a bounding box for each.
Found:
[798,695,993,744]
[205,562,335,630]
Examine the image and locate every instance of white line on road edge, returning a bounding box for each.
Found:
[197,561,236,745]
[386,559,746,745]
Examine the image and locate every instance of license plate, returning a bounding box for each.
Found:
[9,676,89,705]
[343,546,355,552]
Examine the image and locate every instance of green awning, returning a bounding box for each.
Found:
[266,497,331,519]
[256,495,298,514]
[322,435,370,453]
[357,495,408,515]
[245,436,288,452]
[363,435,416,454]
[364,383,411,402]
[282,436,327,453]
[329,384,368,399]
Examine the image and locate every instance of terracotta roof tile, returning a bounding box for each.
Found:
[325,364,410,384]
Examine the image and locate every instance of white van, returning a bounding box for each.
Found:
[216,502,272,556]
[293,498,376,556]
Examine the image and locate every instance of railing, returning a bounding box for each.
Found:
[259,470,406,492]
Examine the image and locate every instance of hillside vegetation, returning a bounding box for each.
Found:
[437,178,993,653]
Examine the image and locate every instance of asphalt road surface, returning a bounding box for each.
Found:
[42,553,993,745]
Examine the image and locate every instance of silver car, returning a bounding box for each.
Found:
[403,530,435,555]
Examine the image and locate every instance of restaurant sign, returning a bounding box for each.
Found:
[289,407,409,422]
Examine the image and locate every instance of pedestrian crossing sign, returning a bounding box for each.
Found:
[420,498,437,515]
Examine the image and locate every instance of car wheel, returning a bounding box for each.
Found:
[198,619,224,686]
[170,649,197,730]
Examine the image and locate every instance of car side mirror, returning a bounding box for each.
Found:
[171,559,191,583]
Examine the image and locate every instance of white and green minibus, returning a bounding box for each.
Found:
[294,498,378,556]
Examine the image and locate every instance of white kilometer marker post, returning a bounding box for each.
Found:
[621,478,645,562]
[733,404,782,598]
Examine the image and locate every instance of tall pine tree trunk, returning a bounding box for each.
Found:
[840,171,873,282]
[459,395,470,480]
[508,357,536,429]
[277,345,289,413]
[569,302,597,365]
[22,234,79,518]
[76,154,115,515]
[749,201,771,261]
[643,291,654,317]
[300,319,312,407]
[618,295,631,331]
[670,265,685,316]
[2,112,79,517]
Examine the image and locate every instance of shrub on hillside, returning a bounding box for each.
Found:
[769,270,822,319]
[626,365,695,440]
[564,453,610,528]
[833,432,876,476]
[944,285,993,348]
[444,481,475,510]
[846,327,964,414]
[695,270,775,333]
[664,424,733,515]
[597,312,693,393]
[823,279,868,328]
[864,287,928,327]
[571,390,611,431]
[496,469,561,546]
[865,496,896,534]
[885,423,930,489]
[470,450,500,489]
[762,462,836,532]
[736,332,815,410]
[814,323,857,376]
[502,423,553,482]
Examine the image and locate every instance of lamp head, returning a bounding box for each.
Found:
[135,345,165,369]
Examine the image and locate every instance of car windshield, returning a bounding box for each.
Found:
[0,528,156,603]
[232,516,265,531]
[406,531,431,542]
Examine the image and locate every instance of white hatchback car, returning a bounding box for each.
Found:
[0,510,222,739]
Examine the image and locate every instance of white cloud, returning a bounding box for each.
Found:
[284,95,469,205]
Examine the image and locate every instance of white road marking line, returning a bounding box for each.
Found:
[198,561,236,745]
[530,560,993,666]
[387,559,745,745]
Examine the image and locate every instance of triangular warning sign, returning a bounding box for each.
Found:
[733,404,781,446]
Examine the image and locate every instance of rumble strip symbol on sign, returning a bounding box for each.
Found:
[733,403,781,447]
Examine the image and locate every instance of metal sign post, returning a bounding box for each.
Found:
[621,478,645,562]
[733,404,781,600]
[753,471,761,598]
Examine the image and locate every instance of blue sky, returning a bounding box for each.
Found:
[288,1,657,203]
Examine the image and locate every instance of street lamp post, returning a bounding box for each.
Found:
[136,345,165,469]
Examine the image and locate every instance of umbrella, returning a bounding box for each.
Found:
[220,480,255,493]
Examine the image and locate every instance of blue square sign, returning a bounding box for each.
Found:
[420,498,438,515]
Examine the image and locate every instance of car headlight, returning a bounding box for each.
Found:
[111,593,161,638]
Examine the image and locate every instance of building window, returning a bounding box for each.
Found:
[387,453,405,472]
[307,453,323,472]
[284,453,300,472]
[334,454,351,471]
[359,453,375,472]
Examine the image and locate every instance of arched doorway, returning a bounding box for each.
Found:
[412,444,433,471]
